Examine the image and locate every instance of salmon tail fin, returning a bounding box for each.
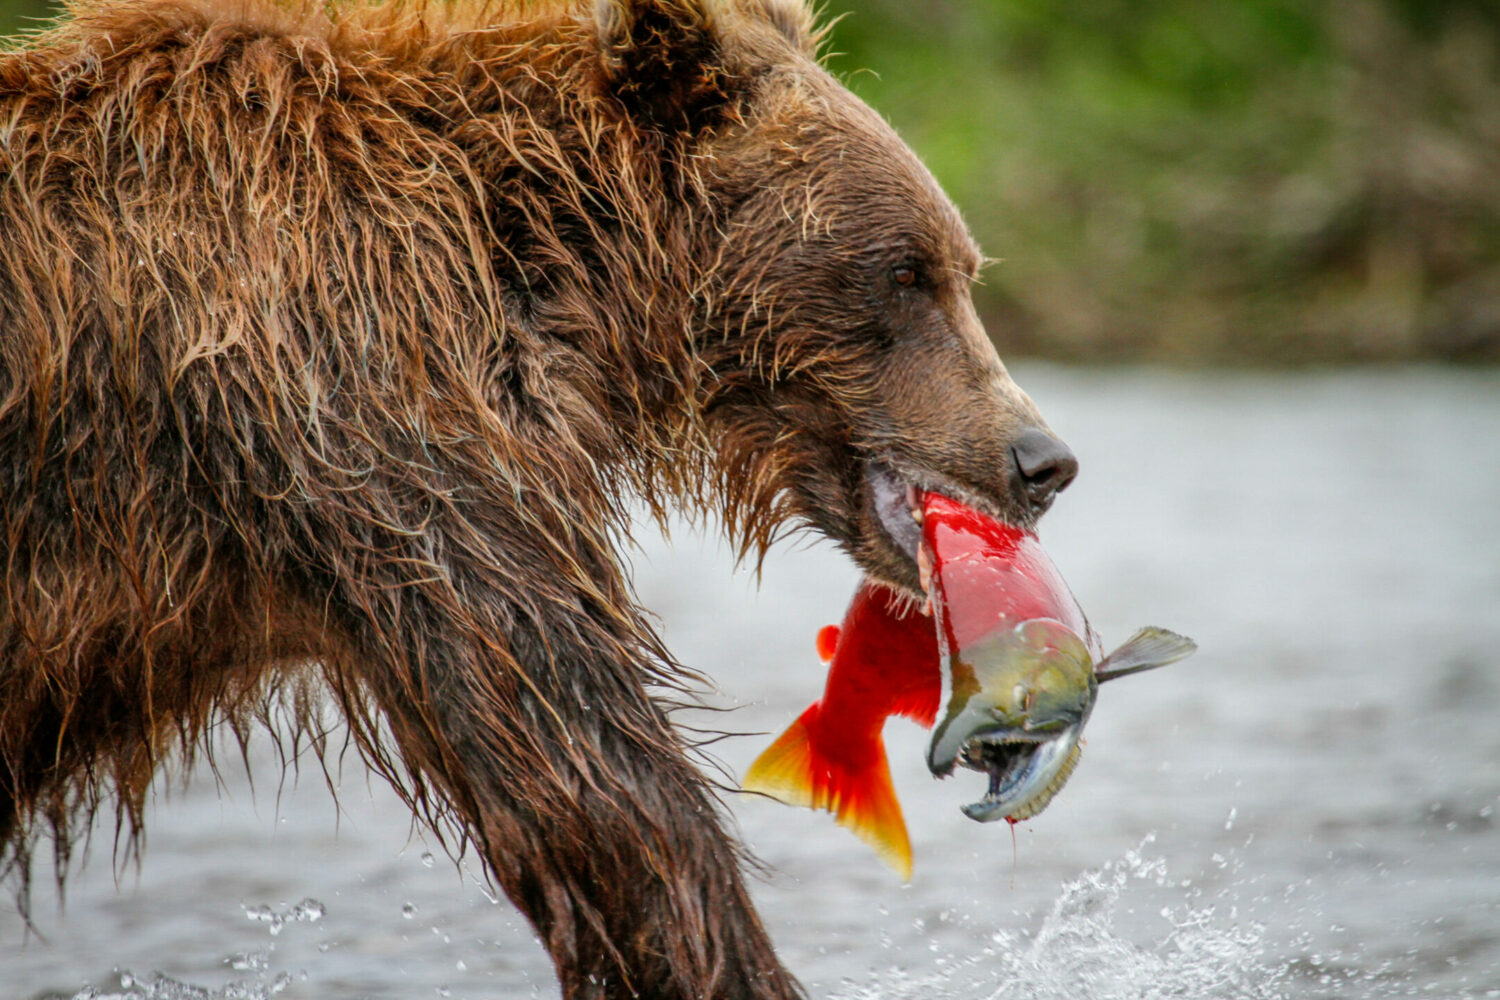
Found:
[743,705,824,811]
[831,749,913,881]
[743,706,914,881]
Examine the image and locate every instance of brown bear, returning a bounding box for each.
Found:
[0,0,1078,996]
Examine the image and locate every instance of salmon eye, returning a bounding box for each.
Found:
[891,264,918,287]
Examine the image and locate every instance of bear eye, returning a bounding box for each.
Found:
[891,263,919,288]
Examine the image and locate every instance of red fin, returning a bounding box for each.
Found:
[743,705,914,880]
[815,624,841,663]
[743,705,824,811]
[888,685,940,729]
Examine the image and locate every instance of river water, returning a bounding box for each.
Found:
[4,366,1499,999]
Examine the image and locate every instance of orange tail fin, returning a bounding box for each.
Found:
[743,705,913,880]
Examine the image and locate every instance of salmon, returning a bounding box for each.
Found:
[745,492,1195,876]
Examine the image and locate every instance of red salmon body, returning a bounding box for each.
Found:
[922,493,1095,655]
[742,583,938,878]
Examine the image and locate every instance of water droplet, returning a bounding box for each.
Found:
[227,949,270,972]
[291,898,326,923]
[403,902,418,919]
[244,903,286,935]
[1224,806,1238,830]
[456,959,468,971]
[421,851,436,868]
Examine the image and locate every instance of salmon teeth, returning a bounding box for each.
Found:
[1004,742,1082,821]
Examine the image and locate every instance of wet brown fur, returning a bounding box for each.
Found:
[0,1,1054,996]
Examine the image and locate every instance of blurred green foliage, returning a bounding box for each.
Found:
[0,0,49,37]
[820,0,1500,362]
[3,0,1497,362]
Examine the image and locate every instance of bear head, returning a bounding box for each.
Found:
[593,0,1078,599]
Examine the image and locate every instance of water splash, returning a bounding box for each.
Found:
[70,899,325,1000]
[833,839,1288,1000]
[70,969,292,1000]
[242,898,325,937]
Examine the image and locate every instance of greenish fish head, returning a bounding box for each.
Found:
[926,618,1098,823]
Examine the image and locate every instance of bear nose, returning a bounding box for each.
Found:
[1011,428,1078,515]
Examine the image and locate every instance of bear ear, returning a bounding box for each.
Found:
[594,0,734,133]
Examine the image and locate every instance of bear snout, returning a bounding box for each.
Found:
[1010,428,1079,517]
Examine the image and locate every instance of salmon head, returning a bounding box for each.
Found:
[920,493,1196,823]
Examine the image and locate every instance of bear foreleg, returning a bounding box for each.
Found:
[308,503,805,1000]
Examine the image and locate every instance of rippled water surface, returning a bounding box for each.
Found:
[5,367,1499,999]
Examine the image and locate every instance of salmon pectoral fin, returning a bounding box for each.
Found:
[815,624,841,663]
[743,707,914,881]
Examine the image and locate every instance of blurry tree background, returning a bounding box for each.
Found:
[3,0,1497,362]
[819,0,1500,363]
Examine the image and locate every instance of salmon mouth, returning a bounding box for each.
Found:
[954,726,1084,823]
[925,623,1096,826]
